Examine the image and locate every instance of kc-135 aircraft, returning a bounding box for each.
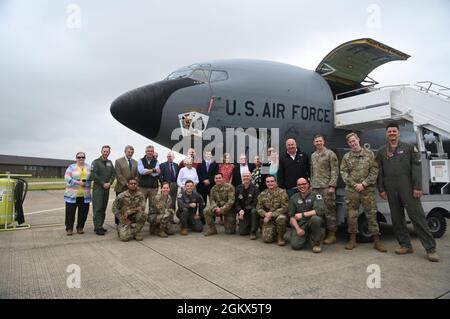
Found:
[110,38,448,159]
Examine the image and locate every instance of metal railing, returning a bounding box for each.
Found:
[415,81,450,99]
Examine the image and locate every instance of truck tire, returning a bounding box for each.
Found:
[426,212,447,239]
[357,215,373,243]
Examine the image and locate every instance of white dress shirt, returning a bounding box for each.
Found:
[177,167,199,187]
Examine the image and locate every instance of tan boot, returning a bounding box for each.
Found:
[312,244,322,253]
[345,233,356,250]
[277,234,286,246]
[204,225,218,236]
[249,233,257,240]
[134,232,143,241]
[323,231,336,245]
[427,250,439,262]
[395,246,414,255]
[373,235,387,253]
[180,228,188,236]
[158,229,168,238]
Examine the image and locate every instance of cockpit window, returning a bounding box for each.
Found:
[189,69,210,83]
[166,69,193,80]
[209,70,228,82]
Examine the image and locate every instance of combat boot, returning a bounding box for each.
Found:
[323,231,336,245]
[180,228,188,236]
[66,229,73,236]
[373,235,387,252]
[427,250,439,262]
[158,229,168,238]
[204,225,218,236]
[134,232,144,241]
[277,234,286,246]
[395,246,414,255]
[312,244,322,253]
[345,233,356,250]
[249,233,257,240]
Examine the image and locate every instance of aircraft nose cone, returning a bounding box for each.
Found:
[110,83,164,139]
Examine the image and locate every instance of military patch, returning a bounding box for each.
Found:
[297,200,303,204]
[306,199,312,203]
[106,161,112,167]
[397,150,404,154]
[238,194,243,199]
[316,194,322,200]
[177,193,182,198]
[413,146,419,153]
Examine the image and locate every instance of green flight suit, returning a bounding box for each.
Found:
[377,141,436,252]
[288,191,326,249]
[91,157,116,230]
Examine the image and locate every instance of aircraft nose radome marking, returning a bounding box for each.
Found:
[178,112,209,137]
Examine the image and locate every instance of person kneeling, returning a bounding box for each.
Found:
[148,182,175,237]
[289,178,326,253]
[112,177,148,241]
[177,180,205,235]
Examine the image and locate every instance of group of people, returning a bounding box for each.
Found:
[63,122,439,262]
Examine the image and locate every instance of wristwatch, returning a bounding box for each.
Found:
[302,212,306,219]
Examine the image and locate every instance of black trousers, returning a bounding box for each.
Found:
[177,208,204,232]
[238,208,259,235]
[65,197,90,231]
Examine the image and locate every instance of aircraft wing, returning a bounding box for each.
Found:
[316,38,410,96]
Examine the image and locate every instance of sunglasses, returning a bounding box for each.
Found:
[77,156,85,159]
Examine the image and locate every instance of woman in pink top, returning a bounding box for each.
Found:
[218,153,235,184]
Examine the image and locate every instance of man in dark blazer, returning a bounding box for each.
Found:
[232,154,255,187]
[196,151,218,203]
[159,151,179,209]
[114,145,139,225]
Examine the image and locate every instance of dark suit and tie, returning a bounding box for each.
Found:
[159,161,179,209]
[114,156,139,225]
[197,160,218,203]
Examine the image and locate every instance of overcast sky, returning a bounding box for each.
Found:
[1,0,449,163]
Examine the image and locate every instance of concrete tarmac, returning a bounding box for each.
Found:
[0,190,449,299]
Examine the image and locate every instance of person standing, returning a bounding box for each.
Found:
[310,134,339,245]
[114,145,139,226]
[64,152,92,235]
[377,123,439,262]
[218,153,235,184]
[232,154,254,187]
[138,145,160,211]
[278,139,310,198]
[197,150,218,204]
[91,145,116,236]
[159,151,179,209]
[340,133,386,252]
[177,157,199,188]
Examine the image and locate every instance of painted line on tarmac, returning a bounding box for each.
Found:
[138,240,242,299]
[25,199,115,215]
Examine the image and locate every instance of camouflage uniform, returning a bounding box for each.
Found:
[288,191,326,250]
[256,187,289,243]
[341,148,379,235]
[311,148,339,232]
[204,183,236,234]
[112,190,147,241]
[148,194,174,234]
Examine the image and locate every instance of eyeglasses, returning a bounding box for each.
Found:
[77,156,85,159]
